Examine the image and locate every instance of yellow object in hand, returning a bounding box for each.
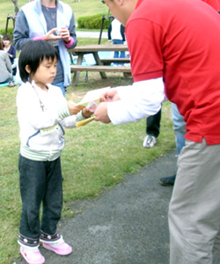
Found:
[76,116,95,127]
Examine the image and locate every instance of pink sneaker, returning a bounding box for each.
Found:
[41,237,72,256]
[20,246,45,264]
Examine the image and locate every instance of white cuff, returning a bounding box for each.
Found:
[108,77,165,125]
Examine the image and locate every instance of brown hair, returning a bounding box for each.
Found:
[3,34,12,42]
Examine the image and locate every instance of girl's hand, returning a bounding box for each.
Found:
[67,94,85,115]
[82,107,93,118]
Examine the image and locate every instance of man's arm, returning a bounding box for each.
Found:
[95,77,165,124]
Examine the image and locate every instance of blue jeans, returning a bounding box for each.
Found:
[171,103,186,155]
[18,155,63,246]
[112,39,125,60]
[53,81,66,97]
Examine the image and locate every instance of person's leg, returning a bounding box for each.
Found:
[12,64,17,76]
[5,76,13,82]
[147,109,161,138]
[114,50,119,59]
[115,39,125,60]
[40,157,72,256]
[143,109,161,148]
[159,103,185,185]
[18,155,46,244]
[118,40,125,65]
[120,50,126,59]
[169,139,220,264]
[18,155,46,263]
[171,103,186,155]
[112,39,119,59]
[41,158,63,236]
[0,76,12,84]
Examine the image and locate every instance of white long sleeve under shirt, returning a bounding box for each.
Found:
[108,77,166,125]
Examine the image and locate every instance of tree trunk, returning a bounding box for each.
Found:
[11,0,19,15]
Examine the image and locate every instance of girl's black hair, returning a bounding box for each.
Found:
[19,40,59,82]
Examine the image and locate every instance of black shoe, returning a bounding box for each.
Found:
[159,174,176,186]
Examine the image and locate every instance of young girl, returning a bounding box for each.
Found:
[16,40,93,264]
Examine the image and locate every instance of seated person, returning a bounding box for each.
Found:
[3,34,17,76]
[0,39,16,87]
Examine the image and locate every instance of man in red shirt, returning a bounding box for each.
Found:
[95,0,220,263]
[204,0,220,9]
[160,0,220,186]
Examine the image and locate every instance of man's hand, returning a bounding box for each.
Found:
[44,28,62,41]
[100,88,120,102]
[94,102,111,123]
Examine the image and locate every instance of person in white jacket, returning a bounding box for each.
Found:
[16,40,92,264]
[108,18,126,64]
[13,0,77,96]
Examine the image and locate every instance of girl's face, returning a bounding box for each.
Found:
[3,39,10,47]
[29,57,57,88]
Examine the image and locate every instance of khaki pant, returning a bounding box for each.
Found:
[169,139,220,264]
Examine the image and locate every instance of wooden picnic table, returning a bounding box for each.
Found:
[68,44,131,85]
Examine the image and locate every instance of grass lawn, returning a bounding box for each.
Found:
[0,0,109,31]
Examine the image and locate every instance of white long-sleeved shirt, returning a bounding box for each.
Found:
[16,81,85,161]
[108,77,166,125]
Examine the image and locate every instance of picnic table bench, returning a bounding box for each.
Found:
[100,57,130,65]
[68,44,131,85]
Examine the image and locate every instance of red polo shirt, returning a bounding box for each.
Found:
[202,0,220,10]
[126,0,220,145]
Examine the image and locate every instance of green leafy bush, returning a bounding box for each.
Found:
[0,27,14,40]
[77,14,112,29]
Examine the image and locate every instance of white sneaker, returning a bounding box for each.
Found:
[143,135,157,148]
[8,81,16,87]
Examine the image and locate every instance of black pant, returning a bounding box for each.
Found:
[18,155,63,245]
[12,67,17,76]
[146,109,161,138]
